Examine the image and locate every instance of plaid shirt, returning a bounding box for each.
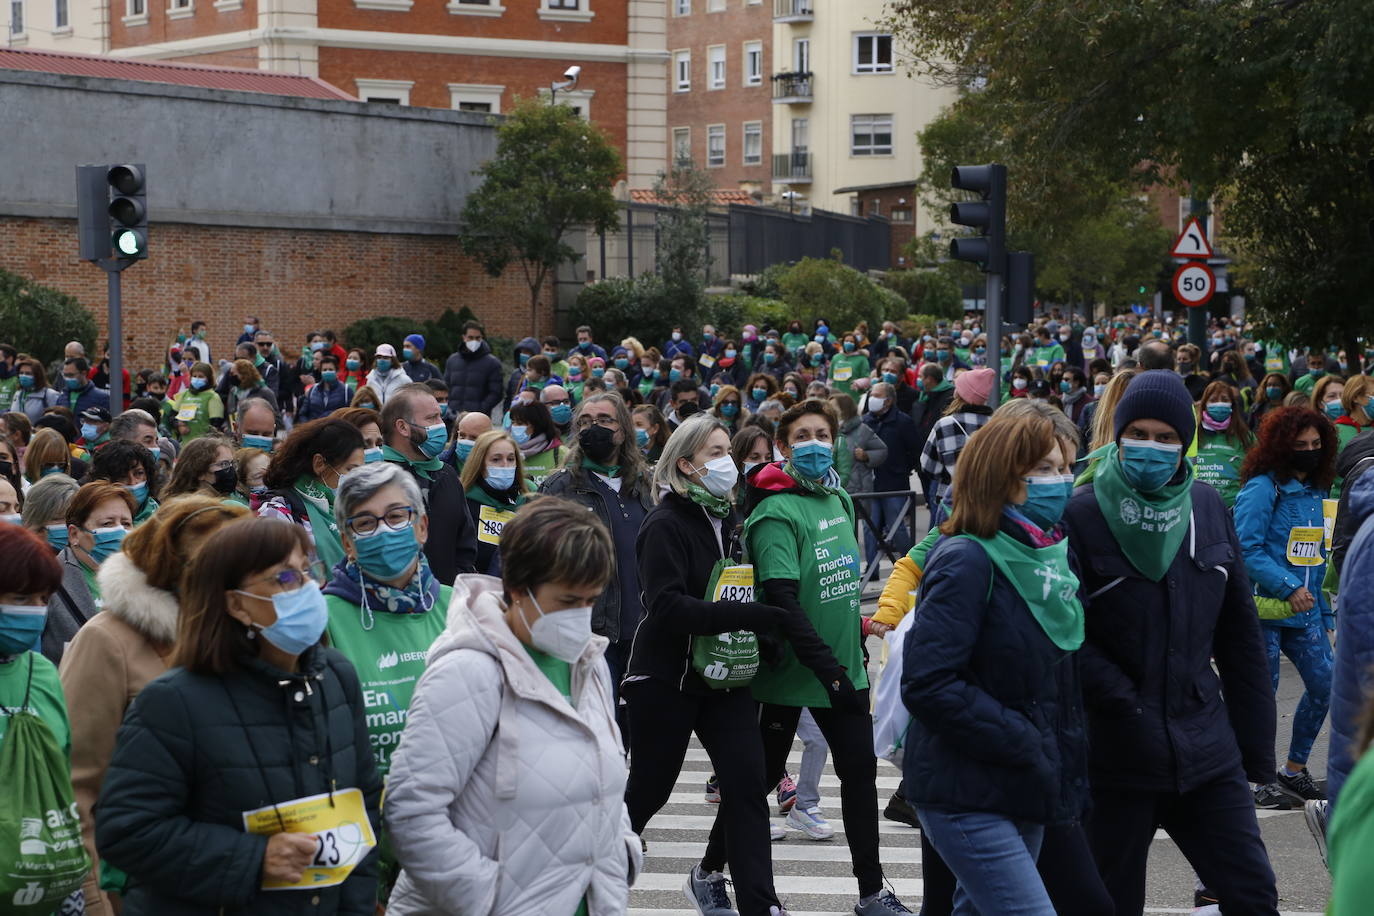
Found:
[920,407,993,503]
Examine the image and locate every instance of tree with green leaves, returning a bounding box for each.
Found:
[652,162,714,322]
[459,97,622,328]
[0,268,97,366]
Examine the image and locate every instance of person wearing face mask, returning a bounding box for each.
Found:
[459,430,532,575]
[383,498,641,916]
[1064,371,1279,916]
[539,393,654,695]
[380,384,478,584]
[229,446,273,511]
[632,404,669,466]
[1329,376,1374,492]
[1188,381,1256,509]
[1293,352,1329,395]
[79,405,112,452]
[340,348,369,394]
[399,333,440,384]
[743,399,912,916]
[58,496,248,916]
[745,372,779,413]
[444,409,493,475]
[828,334,870,398]
[918,368,996,525]
[258,418,367,575]
[541,383,576,437]
[364,344,410,405]
[506,399,564,490]
[165,361,225,442]
[622,416,793,916]
[161,435,239,503]
[903,409,1098,916]
[1173,343,1207,402]
[40,481,134,664]
[296,352,350,421]
[96,517,384,915]
[88,438,161,525]
[1312,373,1347,428]
[860,382,920,560]
[709,384,749,434]
[827,392,888,497]
[1234,407,1337,812]
[10,357,61,425]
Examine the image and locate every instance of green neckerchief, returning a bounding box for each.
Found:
[920,379,953,402]
[133,495,159,527]
[685,483,731,518]
[637,377,655,396]
[1074,442,1111,486]
[382,444,444,480]
[300,351,314,372]
[959,529,1084,651]
[293,473,343,571]
[782,461,842,497]
[464,483,526,509]
[1092,442,1194,581]
[582,457,622,477]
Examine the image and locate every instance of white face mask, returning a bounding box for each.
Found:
[526,590,593,663]
[867,396,887,413]
[465,339,481,352]
[690,454,739,498]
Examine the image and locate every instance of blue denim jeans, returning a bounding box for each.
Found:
[916,808,1054,916]
[1261,621,1333,765]
[864,494,912,563]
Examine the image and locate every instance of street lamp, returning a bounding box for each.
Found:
[550,65,581,106]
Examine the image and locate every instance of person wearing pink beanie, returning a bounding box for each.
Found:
[953,367,996,407]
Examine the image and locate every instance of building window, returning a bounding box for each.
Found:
[448,0,505,13]
[854,33,894,73]
[673,0,687,14]
[708,45,725,90]
[707,124,725,168]
[674,50,691,92]
[743,121,762,165]
[538,0,592,20]
[868,198,882,216]
[891,207,912,223]
[54,0,68,28]
[707,0,723,9]
[793,37,809,72]
[850,197,862,217]
[8,0,21,33]
[124,0,144,15]
[850,113,893,156]
[791,116,809,152]
[743,40,762,85]
[355,78,414,106]
[548,0,577,6]
[672,127,692,166]
[449,83,504,113]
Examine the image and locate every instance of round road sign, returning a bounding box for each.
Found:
[1172,262,1215,307]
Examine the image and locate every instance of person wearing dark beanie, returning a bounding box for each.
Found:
[1062,369,1279,914]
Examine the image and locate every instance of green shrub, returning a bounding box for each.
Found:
[705,294,790,335]
[739,262,792,300]
[569,275,681,349]
[778,253,888,335]
[0,269,97,366]
[881,269,963,320]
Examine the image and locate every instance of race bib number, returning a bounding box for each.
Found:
[711,564,755,603]
[698,353,716,370]
[1035,358,1050,369]
[1285,526,1325,567]
[1265,355,1284,372]
[242,788,376,891]
[477,504,516,546]
[832,366,853,382]
[1324,500,1339,551]
[176,404,199,422]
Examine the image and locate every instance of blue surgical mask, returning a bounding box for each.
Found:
[321,370,338,384]
[751,387,767,401]
[635,427,650,449]
[243,434,274,453]
[237,580,328,655]
[455,439,475,462]
[403,348,415,361]
[519,352,531,366]
[85,526,128,565]
[790,440,833,480]
[417,422,447,459]
[1119,439,1182,493]
[843,342,856,353]
[352,524,421,582]
[669,369,682,382]
[710,384,721,399]
[0,604,47,655]
[191,377,208,390]
[763,352,776,365]
[615,358,629,370]
[550,403,573,425]
[243,323,256,335]
[17,374,34,389]
[1205,403,1233,423]
[725,349,737,359]
[485,465,517,490]
[721,403,739,418]
[1325,400,1344,419]
[882,372,898,385]
[46,524,68,551]
[125,481,148,508]
[510,425,531,445]
[1094,384,1106,398]
[375,358,392,373]
[81,423,98,441]
[364,446,384,464]
[1017,474,1073,531]
[591,367,605,379]
[64,376,82,391]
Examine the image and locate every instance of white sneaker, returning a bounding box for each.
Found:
[785,805,835,840]
[769,821,786,841]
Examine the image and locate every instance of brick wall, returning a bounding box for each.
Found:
[110,0,258,50]
[1,216,550,371]
[319,0,628,43]
[164,48,261,68]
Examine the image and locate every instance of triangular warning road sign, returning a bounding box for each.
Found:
[1171,216,1214,259]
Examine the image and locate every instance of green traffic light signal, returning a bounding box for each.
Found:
[113,228,146,257]
[1138,283,1149,295]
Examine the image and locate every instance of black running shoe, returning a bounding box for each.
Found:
[1276,767,1326,802]
[883,791,919,828]
[1253,783,1299,810]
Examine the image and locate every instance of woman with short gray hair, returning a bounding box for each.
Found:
[21,472,80,551]
[625,414,793,916]
[321,461,449,790]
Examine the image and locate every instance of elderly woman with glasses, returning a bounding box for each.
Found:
[96,517,383,914]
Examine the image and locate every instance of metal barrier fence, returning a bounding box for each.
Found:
[851,489,925,599]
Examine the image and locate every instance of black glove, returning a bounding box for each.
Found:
[738,602,786,632]
[821,669,866,715]
[756,632,785,668]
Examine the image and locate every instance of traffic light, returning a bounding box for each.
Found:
[1006,251,1035,325]
[948,164,1006,272]
[107,164,147,260]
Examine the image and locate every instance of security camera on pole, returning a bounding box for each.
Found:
[550,65,581,105]
[77,163,149,418]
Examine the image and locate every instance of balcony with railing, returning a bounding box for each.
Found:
[772,151,812,183]
[771,71,813,104]
[773,0,812,23]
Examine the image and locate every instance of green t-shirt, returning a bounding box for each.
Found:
[1329,742,1374,914]
[782,332,809,354]
[1192,431,1248,508]
[522,643,573,704]
[324,586,451,777]
[523,447,563,491]
[167,387,224,441]
[1032,343,1065,369]
[1294,373,1319,394]
[743,485,868,708]
[0,651,71,760]
[828,354,869,396]
[0,375,18,412]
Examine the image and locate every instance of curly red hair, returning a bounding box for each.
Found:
[1241,406,1337,491]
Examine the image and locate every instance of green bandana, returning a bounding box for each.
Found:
[293,473,344,571]
[959,531,1084,651]
[685,483,731,518]
[582,457,621,477]
[382,444,443,480]
[782,461,842,497]
[920,379,953,402]
[1092,442,1194,581]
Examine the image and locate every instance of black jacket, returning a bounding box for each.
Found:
[901,523,1088,825]
[96,647,382,915]
[442,341,503,415]
[1063,480,1276,792]
[539,465,653,642]
[910,387,953,460]
[628,492,783,694]
[1332,430,1374,576]
[387,457,477,584]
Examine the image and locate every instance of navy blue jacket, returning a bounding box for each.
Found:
[1063,479,1276,792]
[901,522,1088,825]
[443,340,503,415]
[62,380,110,416]
[1327,474,1374,811]
[295,380,350,422]
[864,406,920,491]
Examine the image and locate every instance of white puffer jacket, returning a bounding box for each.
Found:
[385,574,641,916]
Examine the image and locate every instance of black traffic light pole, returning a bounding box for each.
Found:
[950,164,1007,408]
[95,259,134,418]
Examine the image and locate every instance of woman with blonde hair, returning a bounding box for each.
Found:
[59,495,250,915]
[351,384,384,412]
[226,358,273,418]
[24,426,72,483]
[710,384,749,434]
[160,434,238,501]
[1088,368,1138,453]
[460,429,532,575]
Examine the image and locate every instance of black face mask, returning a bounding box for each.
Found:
[0,459,11,479]
[578,424,617,463]
[1291,448,1324,475]
[211,466,238,495]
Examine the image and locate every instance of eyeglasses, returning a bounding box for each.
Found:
[347,506,417,537]
[210,459,234,472]
[256,341,274,348]
[576,415,620,430]
[247,565,322,590]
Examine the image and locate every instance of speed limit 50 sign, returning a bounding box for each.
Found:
[1172,262,1215,307]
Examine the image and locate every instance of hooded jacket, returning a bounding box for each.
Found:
[445,339,506,415]
[384,575,640,915]
[1331,431,1374,576]
[59,552,179,916]
[364,366,411,405]
[42,545,98,665]
[1327,473,1374,810]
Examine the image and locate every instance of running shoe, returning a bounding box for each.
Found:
[705,774,721,804]
[1191,886,1220,915]
[776,774,798,815]
[1253,783,1299,809]
[769,821,786,841]
[883,791,919,828]
[854,889,913,914]
[684,864,737,916]
[1305,799,1329,870]
[785,806,835,840]
[1275,767,1326,802]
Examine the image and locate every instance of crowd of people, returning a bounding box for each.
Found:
[0,306,1372,916]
